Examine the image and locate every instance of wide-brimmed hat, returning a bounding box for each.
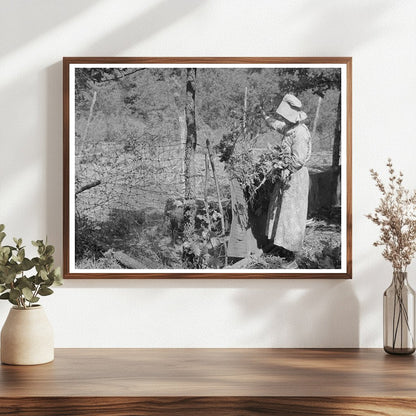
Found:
[276,94,306,124]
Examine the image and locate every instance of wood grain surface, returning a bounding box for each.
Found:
[0,348,415,415]
[1,397,416,416]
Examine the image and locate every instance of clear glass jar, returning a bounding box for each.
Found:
[383,271,415,355]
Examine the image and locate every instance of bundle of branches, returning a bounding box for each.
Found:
[216,131,257,191]
[254,144,292,193]
[217,131,292,205]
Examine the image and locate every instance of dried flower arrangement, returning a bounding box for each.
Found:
[366,159,416,272]
[367,159,416,354]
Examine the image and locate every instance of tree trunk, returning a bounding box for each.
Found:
[242,86,248,138]
[312,95,322,139]
[178,110,186,192]
[204,153,211,232]
[332,93,341,167]
[183,68,197,234]
[82,90,97,141]
[331,92,342,208]
[173,73,186,194]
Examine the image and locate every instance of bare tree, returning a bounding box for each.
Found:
[183,68,197,233]
[82,90,97,142]
[331,93,342,207]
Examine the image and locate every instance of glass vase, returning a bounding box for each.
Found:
[383,271,415,355]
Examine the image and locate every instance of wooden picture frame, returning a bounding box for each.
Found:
[63,57,352,279]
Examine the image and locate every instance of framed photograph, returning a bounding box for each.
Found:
[63,57,352,279]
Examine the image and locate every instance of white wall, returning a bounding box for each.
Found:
[0,0,415,347]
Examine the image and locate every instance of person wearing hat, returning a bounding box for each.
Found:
[259,93,311,268]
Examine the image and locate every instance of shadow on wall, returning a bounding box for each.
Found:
[354,248,393,347]
[45,0,397,276]
[0,0,101,57]
[296,0,394,52]
[46,62,64,264]
[233,280,359,347]
[85,0,206,55]
[1,0,205,57]
[36,0,394,348]
[45,0,206,264]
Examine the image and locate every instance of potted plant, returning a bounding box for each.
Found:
[367,160,416,354]
[0,224,62,365]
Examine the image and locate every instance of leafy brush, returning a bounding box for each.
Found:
[216,129,291,205]
[366,159,416,272]
[252,144,292,195]
[0,225,62,308]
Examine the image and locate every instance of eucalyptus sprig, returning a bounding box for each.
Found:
[0,224,62,308]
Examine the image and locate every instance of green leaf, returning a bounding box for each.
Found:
[34,274,43,285]
[8,297,18,306]
[52,266,61,278]
[22,288,39,303]
[52,267,63,285]
[0,232,6,244]
[2,271,16,284]
[36,255,54,267]
[32,240,43,247]
[17,276,35,291]
[3,245,17,251]
[0,246,10,265]
[0,286,7,294]
[39,269,48,281]
[0,246,10,255]
[13,237,22,248]
[9,266,19,276]
[0,291,17,306]
[9,288,21,301]
[17,248,25,263]
[38,287,53,296]
[22,287,34,301]
[0,224,5,232]
[45,245,55,256]
[20,258,34,271]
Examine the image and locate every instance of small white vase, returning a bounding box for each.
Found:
[1,305,54,365]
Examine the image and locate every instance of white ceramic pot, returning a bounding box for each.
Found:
[1,305,54,365]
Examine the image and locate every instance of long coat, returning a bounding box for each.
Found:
[228,177,259,258]
[266,123,311,252]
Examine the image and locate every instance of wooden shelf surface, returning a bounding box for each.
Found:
[1,348,416,415]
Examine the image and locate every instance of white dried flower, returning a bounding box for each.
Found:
[367,159,416,272]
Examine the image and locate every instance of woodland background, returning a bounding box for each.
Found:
[74,66,342,270]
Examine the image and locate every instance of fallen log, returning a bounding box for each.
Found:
[109,250,165,270]
[75,180,101,196]
[112,251,147,269]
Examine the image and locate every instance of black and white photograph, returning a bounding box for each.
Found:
[64,58,351,278]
